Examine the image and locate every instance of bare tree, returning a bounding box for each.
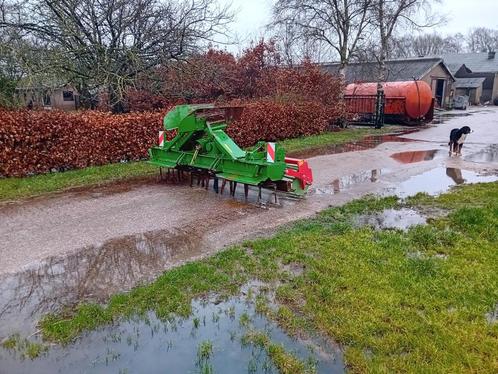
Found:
[389,32,464,58]
[443,33,465,54]
[412,33,445,56]
[271,21,301,66]
[271,21,334,65]
[271,0,372,77]
[466,27,498,53]
[369,0,442,81]
[1,0,232,112]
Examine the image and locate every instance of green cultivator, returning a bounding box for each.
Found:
[148,104,313,199]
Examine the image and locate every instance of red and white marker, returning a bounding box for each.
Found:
[266,142,275,163]
[158,131,165,147]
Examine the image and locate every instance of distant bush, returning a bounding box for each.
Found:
[227,100,343,148]
[0,97,345,177]
[127,40,344,111]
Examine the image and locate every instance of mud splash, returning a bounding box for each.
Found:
[0,290,344,374]
[289,130,419,159]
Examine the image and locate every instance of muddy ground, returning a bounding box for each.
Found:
[1,107,498,337]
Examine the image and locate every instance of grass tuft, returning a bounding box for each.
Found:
[279,126,402,154]
[242,330,315,374]
[1,334,48,359]
[0,161,157,202]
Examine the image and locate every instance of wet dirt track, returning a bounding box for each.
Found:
[1,106,498,338]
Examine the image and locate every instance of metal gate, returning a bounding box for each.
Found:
[345,90,386,128]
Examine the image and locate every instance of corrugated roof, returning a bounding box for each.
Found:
[446,63,471,74]
[443,52,498,73]
[454,77,486,88]
[321,57,454,83]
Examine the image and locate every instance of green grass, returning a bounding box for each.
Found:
[0,126,400,202]
[197,340,213,361]
[242,330,315,374]
[279,126,401,154]
[37,183,498,372]
[0,161,157,202]
[197,340,214,374]
[1,334,48,360]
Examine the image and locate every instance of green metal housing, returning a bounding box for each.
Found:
[148,104,311,195]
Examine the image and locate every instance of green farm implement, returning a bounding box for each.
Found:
[148,104,313,200]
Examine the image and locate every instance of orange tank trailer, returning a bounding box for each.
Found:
[345,81,435,125]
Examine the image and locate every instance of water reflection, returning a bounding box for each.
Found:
[390,149,445,164]
[0,228,205,337]
[445,168,465,184]
[388,167,498,198]
[312,167,498,198]
[313,169,384,195]
[0,291,344,373]
[465,145,498,164]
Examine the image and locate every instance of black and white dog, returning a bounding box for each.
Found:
[449,126,473,156]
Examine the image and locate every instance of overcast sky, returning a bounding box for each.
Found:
[217,0,498,53]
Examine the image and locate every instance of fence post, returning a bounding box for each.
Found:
[375,84,385,129]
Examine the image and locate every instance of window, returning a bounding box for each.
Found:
[43,93,51,106]
[62,90,74,101]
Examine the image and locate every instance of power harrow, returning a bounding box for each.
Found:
[148,104,313,200]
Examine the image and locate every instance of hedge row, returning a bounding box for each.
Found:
[0,100,345,177]
[0,109,166,177]
[227,100,342,148]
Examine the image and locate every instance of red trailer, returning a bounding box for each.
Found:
[345,81,435,125]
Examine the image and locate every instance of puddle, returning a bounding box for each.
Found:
[312,167,497,199]
[465,144,498,163]
[431,109,495,124]
[0,228,211,338]
[486,303,498,324]
[406,251,448,261]
[354,208,426,231]
[431,111,472,124]
[387,167,498,198]
[312,169,385,195]
[0,293,344,374]
[390,149,446,164]
[289,131,419,159]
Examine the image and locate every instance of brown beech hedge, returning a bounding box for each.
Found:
[0,100,344,177]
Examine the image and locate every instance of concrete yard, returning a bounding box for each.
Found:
[1,107,498,336]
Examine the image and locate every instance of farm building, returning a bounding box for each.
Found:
[15,83,80,111]
[453,77,486,105]
[443,52,498,105]
[321,57,455,109]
